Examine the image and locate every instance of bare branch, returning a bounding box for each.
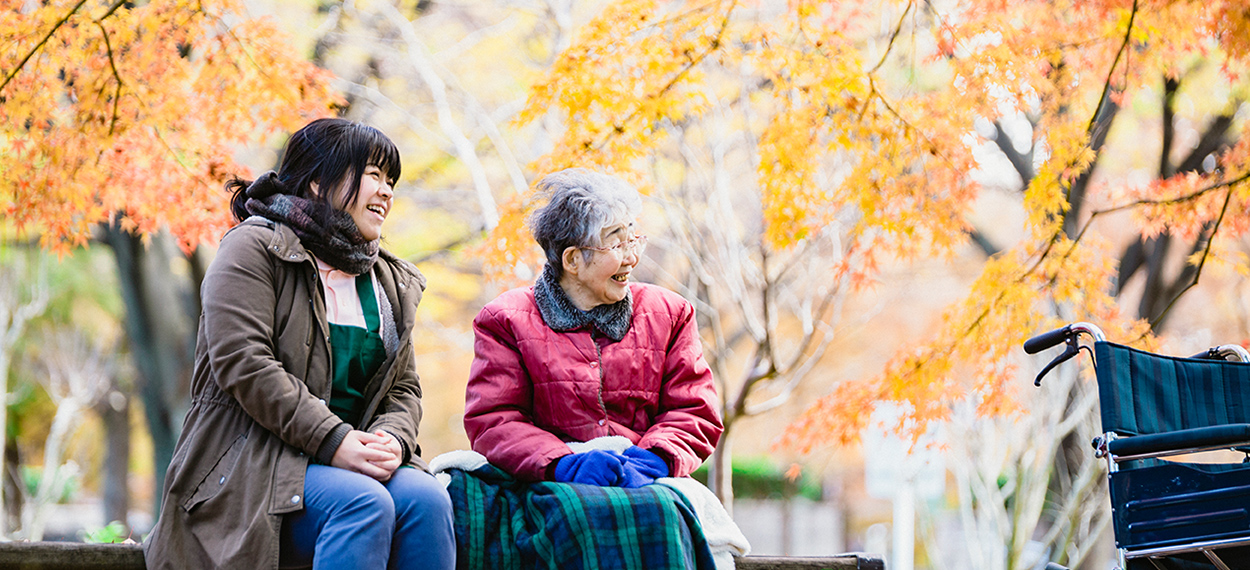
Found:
[95,20,124,134]
[869,1,914,74]
[377,2,501,229]
[1086,0,1138,137]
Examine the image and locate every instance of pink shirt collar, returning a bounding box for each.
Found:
[315,257,368,328]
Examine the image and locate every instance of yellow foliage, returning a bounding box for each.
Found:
[0,0,339,252]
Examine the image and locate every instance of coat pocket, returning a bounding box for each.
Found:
[181,432,247,513]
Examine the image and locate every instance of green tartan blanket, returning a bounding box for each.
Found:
[447,463,716,570]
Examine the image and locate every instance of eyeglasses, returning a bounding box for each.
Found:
[581,234,648,257]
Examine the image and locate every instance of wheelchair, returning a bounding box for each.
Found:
[1027,323,1250,570]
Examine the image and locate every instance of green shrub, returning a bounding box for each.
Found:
[690,456,823,501]
[80,520,130,544]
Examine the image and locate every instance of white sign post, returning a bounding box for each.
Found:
[863,405,945,570]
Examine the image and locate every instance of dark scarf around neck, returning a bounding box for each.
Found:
[533,264,633,341]
[244,171,379,275]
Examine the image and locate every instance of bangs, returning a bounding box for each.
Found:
[367,138,402,183]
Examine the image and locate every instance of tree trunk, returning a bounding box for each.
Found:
[28,397,84,540]
[101,223,196,514]
[709,429,734,516]
[97,389,130,530]
[4,438,20,534]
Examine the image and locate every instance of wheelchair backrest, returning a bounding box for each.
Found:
[1093,341,1250,436]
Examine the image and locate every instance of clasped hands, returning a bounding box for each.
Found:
[330,429,403,482]
[554,446,669,488]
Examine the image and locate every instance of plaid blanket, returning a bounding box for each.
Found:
[447,463,716,570]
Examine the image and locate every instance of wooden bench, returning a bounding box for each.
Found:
[0,542,885,569]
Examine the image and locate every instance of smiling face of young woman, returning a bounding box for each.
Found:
[314,164,394,241]
[338,164,394,241]
[558,220,643,311]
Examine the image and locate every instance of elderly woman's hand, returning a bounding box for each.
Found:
[554,449,626,486]
[619,446,669,488]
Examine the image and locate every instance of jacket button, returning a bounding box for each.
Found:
[289,254,298,260]
[598,420,605,426]
[291,495,301,504]
[318,399,326,406]
[219,476,225,485]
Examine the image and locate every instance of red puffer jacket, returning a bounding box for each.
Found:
[464,282,723,482]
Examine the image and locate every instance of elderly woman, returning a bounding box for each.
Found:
[463,167,723,486]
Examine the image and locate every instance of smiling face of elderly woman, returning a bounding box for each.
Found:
[560,219,645,311]
[529,168,645,311]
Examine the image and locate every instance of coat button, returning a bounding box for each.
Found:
[289,254,298,260]
[598,420,605,426]
[219,476,225,485]
[318,399,326,406]
[291,495,301,504]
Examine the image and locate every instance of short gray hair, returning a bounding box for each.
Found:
[529,168,643,279]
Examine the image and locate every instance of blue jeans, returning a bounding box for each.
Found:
[280,464,455,570]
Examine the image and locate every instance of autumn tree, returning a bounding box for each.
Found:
[0,0,339,516]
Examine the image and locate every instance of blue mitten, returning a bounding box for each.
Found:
[554,449,625,486]
[619,446,670,488]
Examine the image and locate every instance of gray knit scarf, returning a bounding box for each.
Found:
[244,171,379,275]
[533,264,633,341]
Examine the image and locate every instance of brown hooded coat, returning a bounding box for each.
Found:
[143,217,427,570]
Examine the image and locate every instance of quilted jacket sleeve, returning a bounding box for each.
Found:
[636,297,724,477]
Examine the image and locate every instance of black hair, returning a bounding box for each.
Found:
[227,118,401,222]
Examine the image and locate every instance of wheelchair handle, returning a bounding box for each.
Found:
[1189,344,1250,363]
[1024,323,1106,354]
[1025,323,1105,386]
[1024,328,1070,354]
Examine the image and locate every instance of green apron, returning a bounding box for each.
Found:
[327,271,387,427]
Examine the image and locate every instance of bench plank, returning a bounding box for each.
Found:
[0,542,884,570]
[737,554,885,570]
[0,542,145,570]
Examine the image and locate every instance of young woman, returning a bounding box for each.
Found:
[145,118,455,570]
